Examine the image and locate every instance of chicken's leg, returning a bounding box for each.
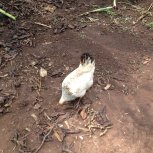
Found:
[75,97,82,109]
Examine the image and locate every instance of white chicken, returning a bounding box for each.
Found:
[59,53,95,104]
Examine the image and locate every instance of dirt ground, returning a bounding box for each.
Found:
[0,0,153,153]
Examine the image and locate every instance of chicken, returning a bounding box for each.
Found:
[59,53,95,104]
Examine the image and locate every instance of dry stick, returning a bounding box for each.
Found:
[34,112,57,153]
[0,74,8,78]
[34,127,53,153]
[134,3,153,25]
[34,22,52,29]
[44,112,52,121]
[80,0,117,16]
[79,6,113,16]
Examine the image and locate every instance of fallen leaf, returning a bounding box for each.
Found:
[142,57,151,65]
[53,129,64,142]
[80,108,87,120]
[100,129,107,137]
[40,67,47,77]
[44,5,56,13]
[54,131,62,142]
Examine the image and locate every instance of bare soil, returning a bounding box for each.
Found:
[0,0,153,153]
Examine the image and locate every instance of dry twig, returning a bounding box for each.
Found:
[34,22,52,29]
[34,127,53,153]
[134,3,153,25]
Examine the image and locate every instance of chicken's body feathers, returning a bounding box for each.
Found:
[59,53,95,104]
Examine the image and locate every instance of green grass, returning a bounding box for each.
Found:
[0,8,16,20]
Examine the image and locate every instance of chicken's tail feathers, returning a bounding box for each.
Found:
[80,53,94,65]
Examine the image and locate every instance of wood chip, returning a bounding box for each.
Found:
[80,108,88,120]
[54,131,62,142]
[34,22,52,29]
[53,129,64,142]
[31,113,38,122]
[40,67,47,77]
[104,84,111,90]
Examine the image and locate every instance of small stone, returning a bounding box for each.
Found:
[34,103,41,110]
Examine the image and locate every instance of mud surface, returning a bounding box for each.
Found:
[0,0,153,153]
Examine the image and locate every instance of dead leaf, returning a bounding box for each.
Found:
[80,108,87,120]
[44,5,56,13]
[104,84,111,90]
[54,131,62,142]
[100,129,108,137]
[142,57,151,65]
[53,129,64,142]
[40,67,47,77]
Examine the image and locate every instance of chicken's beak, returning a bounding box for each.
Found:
[59,97,65,105]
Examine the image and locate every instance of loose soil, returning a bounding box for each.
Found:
[0,0,153,153]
